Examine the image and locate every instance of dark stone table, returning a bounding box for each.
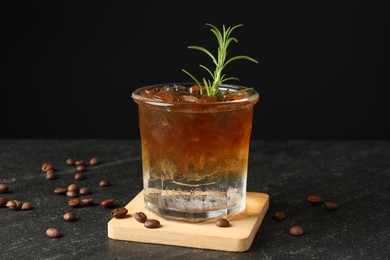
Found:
[1,140,389,259]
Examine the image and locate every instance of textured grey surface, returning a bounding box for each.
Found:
[0,140,389,259]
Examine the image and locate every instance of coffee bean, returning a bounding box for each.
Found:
[144,219,160,229]
[68,198,81,208]
[89,157,100,166]
[7,200,22,210]
[74,172,85,180]
[100,199,114,208]
[45,170,56,180]
[46,228,61,238]
[324,201,338,210]
[111,207,128,218]
[272,211,286,220]
[75,160,85,166]
[289,226,304,236]
[76,165,86,172]
[66,190,78,198]
[134,212,147,223]
[215,218,230,227]
[0,197,7,207]
[41,163,53,173]
[81,198,94,206]
[66,157,75,165]
[21,202,33,210]
[307,195,322,204]
[99,179,110,187]
[79,187,91,195]
[54,188,67,195]
[67,184,78,192]
[63,211,76,221]
[0,183,9,193]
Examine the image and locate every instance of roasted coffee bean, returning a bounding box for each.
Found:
[0,183,9,193]
[63,211,76,221]
[81,198,94,206]
[144,219,160,229]
[111,208,128,218]
[7,200,22,210]
[75,160,85,166]
[272,210,286,220]
[215,218,230,227]
[21,202,33,210]
[67,184,78,192]
[307,195,322,204]
[0,197,7,207]
[74,172,85,180]
[68,198,81,208]
[41,163,53,173]
[79,187,91,195]
[54,188,67,195]
[89,157,100,166]
[46,228,61,238]
[76,165,86,172]
[66,157,75,165]
[99,179,110,187]
[66,190,78,198]
[45,170,56,180]
[289,226,304,236]
[134,212,147,223]
[324,201,338,210]
[100,199,114,208]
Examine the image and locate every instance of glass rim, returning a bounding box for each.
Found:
[131,82,260,108]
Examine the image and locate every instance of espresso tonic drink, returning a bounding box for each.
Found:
[132,83,259,221]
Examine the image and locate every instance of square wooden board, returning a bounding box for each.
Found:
[108,191,269,252]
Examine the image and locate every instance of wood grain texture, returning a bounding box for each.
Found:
[108,191,269,252]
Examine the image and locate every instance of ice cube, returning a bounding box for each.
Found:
[179,95,198,103]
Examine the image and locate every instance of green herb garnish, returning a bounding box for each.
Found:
[182,23,258,98]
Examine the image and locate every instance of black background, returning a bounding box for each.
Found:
[1,1,389,139]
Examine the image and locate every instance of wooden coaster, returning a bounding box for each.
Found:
[108,191,269,252]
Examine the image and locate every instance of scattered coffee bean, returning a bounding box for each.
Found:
[75,160,85,166]
[21,202,33,210]
[76,165,86,172]
[74,172,85,180]
[272,210,286,220]
[63,211,76,221]
[324,201,338,210]
[46,228,61,238]
[41,163,53,173]
[111,207,128,218]
[68,198,81,208]
[89,157,100,166]
[307,195,322,204]
[0,197,7,207]
[144,219,160,229]
[289,226,304,236]
[99,179,110,187]
[7,200,22,210]
[81,198,94,206]
[66,157,75,165]
[134,212,147,223]
[67,184,78,192]
[45,170,56,180]
[66,190,78,198]
[54,188,67,195]
[215,218,230,227]
[79,187,91,196]
[100,199,114,208]
[0,183,9,193]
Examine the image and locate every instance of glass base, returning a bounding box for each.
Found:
[145,196,246,222]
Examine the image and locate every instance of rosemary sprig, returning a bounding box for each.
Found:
[182,23,258,97]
